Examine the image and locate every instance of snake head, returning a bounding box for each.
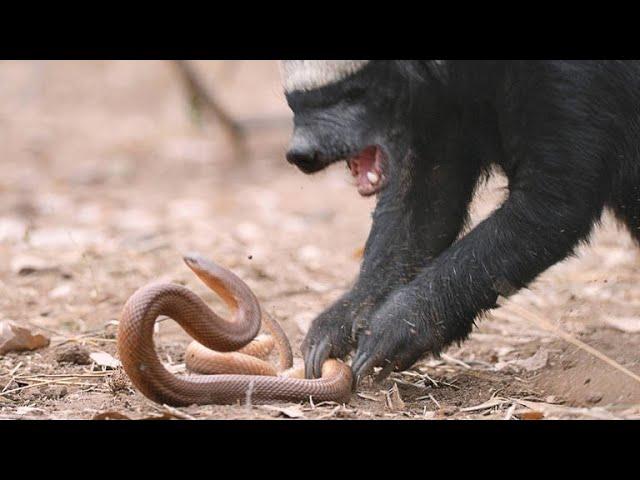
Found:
[182,252,261,318]
[183,252,213,272]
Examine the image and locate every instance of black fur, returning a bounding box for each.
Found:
[284,60,640,384]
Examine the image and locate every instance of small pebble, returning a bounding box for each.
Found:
[586,392,603,404]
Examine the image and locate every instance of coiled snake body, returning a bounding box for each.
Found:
[117,254,352,406]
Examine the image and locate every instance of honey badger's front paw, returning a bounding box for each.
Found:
[301,305,355,379]
[351,288,436,385]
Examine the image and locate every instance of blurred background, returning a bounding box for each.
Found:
[0,59,375,344]
[1,60,639,419]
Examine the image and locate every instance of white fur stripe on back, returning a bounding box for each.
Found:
[280,60,370,92]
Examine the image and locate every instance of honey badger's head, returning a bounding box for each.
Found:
[281,60,444,197]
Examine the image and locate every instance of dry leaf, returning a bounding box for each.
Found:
[0,320,50,355]
[603,316,640,333]
[90,351,121,369]
[385,383,406,411]
[496,348,549,372]
[511,348,549,372]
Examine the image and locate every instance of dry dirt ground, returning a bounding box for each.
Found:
[1,60,640,420]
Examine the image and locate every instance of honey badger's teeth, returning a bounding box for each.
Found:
[367,171,380,184]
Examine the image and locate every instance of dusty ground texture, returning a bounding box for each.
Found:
[1,60,640,420]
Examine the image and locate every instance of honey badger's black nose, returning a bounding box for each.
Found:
[286,148,316,168]
[286,135,325,173]
[287,135,319,171]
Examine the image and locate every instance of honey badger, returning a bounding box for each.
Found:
[280,60,640,385]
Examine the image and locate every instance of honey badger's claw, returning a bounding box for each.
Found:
[302,302,355,379]
[306,338,330,379]
[351,353,374,386]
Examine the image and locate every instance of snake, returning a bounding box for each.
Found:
[117,253,352,406]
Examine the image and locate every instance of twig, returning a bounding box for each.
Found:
[51,326,114,348]
[440,353,471,369]
[161,404,196,420]
[23,321,63,337]
[460,397,508,413]
[17,377,101,387]
[438,380,460,390]
[317,405,341,419]
[389,377,424,389]
[16,373,112,379]
[83,337,117,344]
[0,379,64,396]
[496,297,640,385]
[313,401,341,408]
[8,362,23,376]
[172,60,247,159]
[466,359,495,369]
[48,381,101,388]
[504,403,516,420]
[422,372,439,388]
[1,362,23,394]
[357,393,381,402]
[0,362,22,379]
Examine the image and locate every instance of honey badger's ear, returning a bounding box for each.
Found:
[280,60,370,93]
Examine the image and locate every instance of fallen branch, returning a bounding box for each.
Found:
[161,404,196,420]
[172,60,247,159]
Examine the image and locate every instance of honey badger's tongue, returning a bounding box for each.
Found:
[349,146,383,197]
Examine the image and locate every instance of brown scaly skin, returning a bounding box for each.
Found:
[117,253,352,406]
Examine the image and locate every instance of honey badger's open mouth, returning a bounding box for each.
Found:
[346,146,387,197]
